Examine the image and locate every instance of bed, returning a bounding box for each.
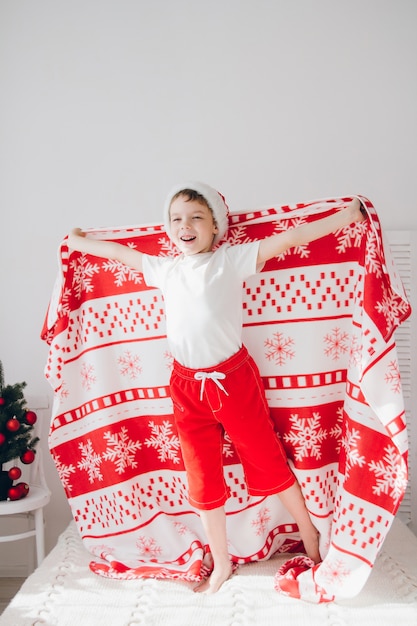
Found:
[1,516,416,625]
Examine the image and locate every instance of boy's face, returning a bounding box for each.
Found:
[169,196,218,255]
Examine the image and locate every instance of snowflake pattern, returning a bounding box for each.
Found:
[80,362,97,391]
[274,218,310,260]
[324,327,350,361]
[52,453,76,493]
[252,507,271,536]
[102,258,143,287]
[384,360,401,393]
[264,332,295,366]
[335,221,367,254]
[70,256,101,298]
[319,558,351,585]
[348,334,362,369]
[164,350,174,370]
[283,413,327,461]
[58,381,69,404]
[368,445,408,505]
[173,521,189,536]
[225,225,252,246]
[118,350,142,379]
[341,426,366,478]
[158,236,179,257]
[144,421,181,464]
[136,536,162,559]
[375,293,410,335]
[364,229,383,277]
[59,287,74,317]
[102,427,142,474]
[329,406,344,453]
[77,439,103,483]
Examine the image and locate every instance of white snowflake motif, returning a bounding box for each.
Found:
[102,427,142,474]
[225,225,252,246]
[70,256,101,298]
[136,536,162,559]
[329,406,344,453]
[144,420,181,464]
[319,558,351,585]
[265,331,295,366]
[364,229,383,277]
[274,218,310,261]
[375,293,410,336]
[335,220,367,254]
[252,507,271,536]
[368,445,408,505]
[52,453,76,493]
[77,439,103,483]
[102,254,143,288]
[222,432,235,458]
[341,426,366,478]
[80,362,97,391]
[283,413,327,461]
[118,350,142,380]
[384,360,402,393]
[59,287,74,317]
[158,236,179,257]
[324,327,350,361]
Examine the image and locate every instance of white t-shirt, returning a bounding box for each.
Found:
[142,241,260,369]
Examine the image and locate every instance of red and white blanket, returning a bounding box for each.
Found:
[41,196,411,602]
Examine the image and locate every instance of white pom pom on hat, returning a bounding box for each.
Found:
[163,181,229,246]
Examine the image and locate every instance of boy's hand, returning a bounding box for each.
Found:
[70,227,86,237]
[349,198,367,223]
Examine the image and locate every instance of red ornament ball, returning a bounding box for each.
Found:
[0,397,5,406]
[0,432,6,446]
[7,486,22,501]
[21,449,36,465]
[8,466,22,481]
[6,418,20,432]
[15,482,29,498]
[25,410,37,425]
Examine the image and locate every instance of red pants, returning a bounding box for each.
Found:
[170,345,295,510]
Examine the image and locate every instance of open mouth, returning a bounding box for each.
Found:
[180,236,196,242]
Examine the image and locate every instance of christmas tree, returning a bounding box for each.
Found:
[0,360,39,500]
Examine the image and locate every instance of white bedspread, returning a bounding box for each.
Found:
[1,517,416,625]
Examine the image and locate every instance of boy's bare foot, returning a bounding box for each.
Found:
[194,561,233,594]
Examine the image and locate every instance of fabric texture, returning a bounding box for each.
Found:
[41,195,411,602]
[2,518,417,625]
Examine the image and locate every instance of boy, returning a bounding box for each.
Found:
[68,181,366,593]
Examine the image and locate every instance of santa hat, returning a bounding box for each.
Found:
[163,181,229,246]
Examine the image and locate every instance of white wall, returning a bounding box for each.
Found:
[1,0,416,565]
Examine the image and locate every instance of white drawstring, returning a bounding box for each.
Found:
[194,371,229,401]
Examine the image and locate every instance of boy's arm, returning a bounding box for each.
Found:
[67,228,144,273]
[257,198,366,265]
